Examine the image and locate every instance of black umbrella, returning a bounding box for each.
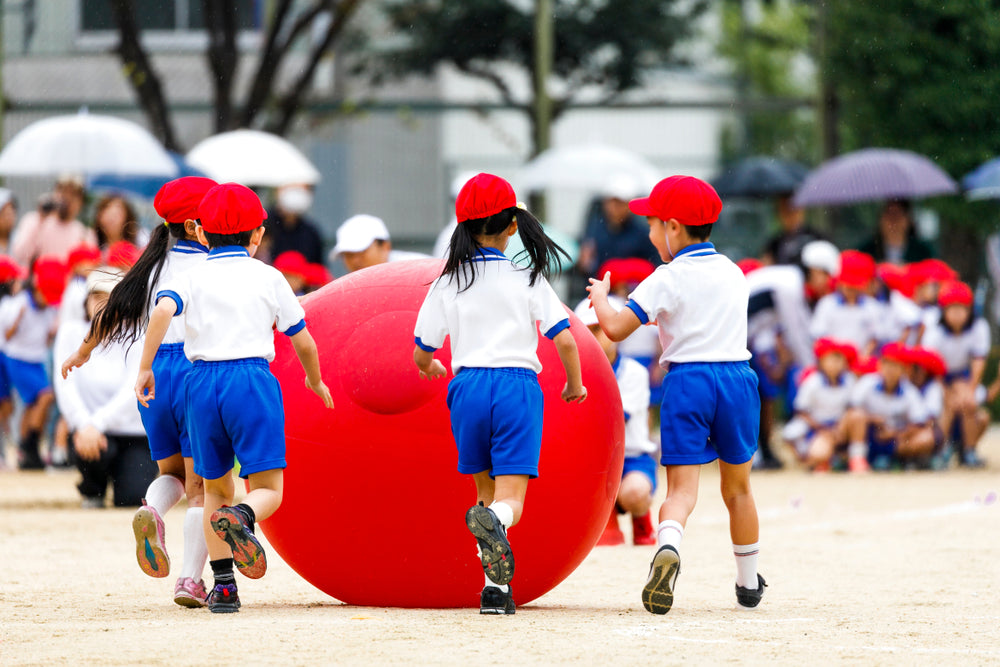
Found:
[711,156,810,198]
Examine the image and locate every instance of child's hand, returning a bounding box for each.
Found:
[419,359,448,380]
[61,347,92,379]
[73,426,107,462]
[586,272,612,302]
[135,369,156,407]
[306,377,334,409]
[561,382,587,403]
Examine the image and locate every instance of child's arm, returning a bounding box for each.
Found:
[135,298,175,407]
[587,272,642,342]
[413,346,447,379]
[4,303,25,341]
[290,327,334,409]
[552,328,587,403]
[60,335,100,378]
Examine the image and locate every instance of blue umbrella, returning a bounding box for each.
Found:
[961,157,1000,200]
[792,148,957,207]
[86,151,205,199]
[711,156,809,198]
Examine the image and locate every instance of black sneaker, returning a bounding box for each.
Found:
[736,574,767,608]
[466,504,514,586]
[206,582,241,613]
[480,585,516,615]
[210,506,267,579]
[641,545,680,615]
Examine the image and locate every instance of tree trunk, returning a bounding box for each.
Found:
[203,0,239,132]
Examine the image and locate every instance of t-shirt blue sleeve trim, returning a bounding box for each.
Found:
[544,318,571,340]
[624,411,632,422]
[414,336,438,352]
[282,318,306,336]
[155,290,183,317]
[626,299,649,325]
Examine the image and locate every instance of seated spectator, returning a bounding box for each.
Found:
[872,263,922,346]
[906,347,950,469]
[907,259,958,342]
[330,214,427,273]
[810,250,881,358]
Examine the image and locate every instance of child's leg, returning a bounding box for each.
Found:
[719,459,763,597]
[804,431,835,469]
[492,474,528,526]
[242,468,284,522]
[203,473,235,561]
[897,426,936,459]
[176,457,208,585]
[656,464,700,547]
[471,470,495,507]
[619,472,653,517]
[844,408,871,472]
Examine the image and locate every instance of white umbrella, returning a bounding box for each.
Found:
[516,143,661,194]
[186,129,320,187]
[0,110,178,177]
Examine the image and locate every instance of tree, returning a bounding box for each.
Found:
[109,0,365,151]
[368,0,708,157]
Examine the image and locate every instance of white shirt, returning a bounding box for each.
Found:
[850,373,928,429]
[53,319,145,435]
[614,355,657,458]
[921,318,990,375]
[793,370,855,426]
[0,291,56,362]
[156,240,211,345]
[810,293,881,351]
[414,247,569,373]
[745,265,815,367]
[157,246,306,362]
[915,379,944,420]
[627,243,751,366]
[875,291,922,344]
[59,276,88,325]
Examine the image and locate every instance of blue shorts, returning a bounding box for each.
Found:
[622,453,658,493]
[139,343,194,461]
[3,355,51,404]
[866,424,897,461]
[446,367,543,478]
[185,358,286,480]
[659,361,760,465]
[0,352,10,401]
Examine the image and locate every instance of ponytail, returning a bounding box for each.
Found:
[510,207,569,286]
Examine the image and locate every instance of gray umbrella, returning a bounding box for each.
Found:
[792,148,957,207]
[711,156,809,198]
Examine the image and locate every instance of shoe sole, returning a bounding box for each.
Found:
[208,602,240,614]
[132,507,170,578]
[211,508,267,579]
[173,592,206,608]
[466,505,514,586]
[642,547,680,615]
[479,606,516,615]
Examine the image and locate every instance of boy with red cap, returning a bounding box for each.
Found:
[136,183,333,613]
[905,347,950,469]
[0,256,25,456]
[587,175,765,614]
[809,250,881,358]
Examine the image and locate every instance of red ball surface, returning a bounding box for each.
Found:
[264,259,624,607]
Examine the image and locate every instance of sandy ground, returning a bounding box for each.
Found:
[1,432,999,667]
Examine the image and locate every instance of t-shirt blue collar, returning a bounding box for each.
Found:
[207,245,250,260]
[673,242,716,259]
[173,239,209,254]
[470,246,508,262]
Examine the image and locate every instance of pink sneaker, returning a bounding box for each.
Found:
[173,577,207,608]
[132,500,170,578]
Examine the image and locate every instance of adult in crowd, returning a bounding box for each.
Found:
[11,175,96,266]
[330,214,427,274]
[93,194,146,249]
[265,184,325,265]
[0,188,17,255]
[858,199,935,264]
[760,194,825,267]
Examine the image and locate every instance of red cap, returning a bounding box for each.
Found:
[851,356,880,376]
[814,337,858,366]
[154,176,218,225]
[908,258,956,286]
[304,263,332,288]
[910,347,947,377]
[455,173,517,223]
[32,255,68,306]
[0,255,26,283]
[597,257,656,288]
[67,244,101,271]
[736,258,764,276]
[938,279,973,308]
[880,341,911,364]
[837,250,876,289]
[273,251,308,278]
[105,241,141,269]
[876,262,914,297]
[198,183,267,234]
[629,175,722,226]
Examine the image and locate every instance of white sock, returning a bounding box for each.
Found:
[179,508,208,581]
[656,519,684,550]
[144,475,185,516]
[489,501,514,530]
[733,542,760,589]
[848,442,868,460]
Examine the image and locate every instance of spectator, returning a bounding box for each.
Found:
[266,184,325,264]
[907,347,949,469]
[872,263,922,346]
[761,194,825,268]
[0,188,18,255]
[331,214,427,274]
[93,194,146,249]
[11,175,96,266]
[858,199,935,264]
[810,250,881,358]
[273,250,309,295]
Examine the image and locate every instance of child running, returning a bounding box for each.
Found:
[135,183,333,613]
[62,176,218,606]
[587,175,765,614]
[413,173,587,615]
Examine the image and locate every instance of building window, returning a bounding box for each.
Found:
[78,0,261,50]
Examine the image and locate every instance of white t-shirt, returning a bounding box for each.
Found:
[793,370,855,426]
[59,276,88,325]
[915,380,944,420]
[413,247,569,374]
[615,355,657,458]
[0,291,56,362]
[157,246,306,362]
[850,373,928,429]
[810,293,881,351]
[627,243,751,367]
[875,291,923,344]
[157,240,210,345]
[745,265,814,367]
[921,318,990,375]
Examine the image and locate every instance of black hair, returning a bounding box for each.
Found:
[441,206,569,292]
[682,223,713,242]
[93,194,140,247]
[939,304,975,333]
[89,223,185,346]
[203,229,255,248]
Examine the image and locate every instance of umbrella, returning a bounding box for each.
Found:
[87,151,206,199]
[961,157,1000,200]
[0,110,178,177]
[186,130,320,187]
[792,148,957,207]
[516,143,660,194]
[711,156,809,198]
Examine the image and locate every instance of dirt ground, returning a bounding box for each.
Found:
[1,431,999,667]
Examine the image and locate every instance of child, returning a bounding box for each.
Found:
[573,296,658,546]
[136,182,333,614]
[413,173,586,615]
[872,263,922,346]
[59,244,101,325]
[62,176,220,607]
[921,280,990,468]
[810,250,881,358]
[587,175,765,614]
[906,346,950,469]
[273,250,309,295]
[0,255,65,469]
[0,256,25,460]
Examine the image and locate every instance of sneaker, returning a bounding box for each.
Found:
[466,504,514,586]
[871,455,892,472]
[480,585,516,615]
[736,573,768,608]
[961,449,986,469]
[173,577,207,608]
[205,582,240,614]
[210,506,267,579]
[17,449,45,471]
[632,512,656,546]
[848,456,870,473]
[132,501,170,578]
[81,496,105,509]
[596,509,625,546]
[641,545,680,615]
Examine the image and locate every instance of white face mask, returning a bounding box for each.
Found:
[278,187,313,215]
